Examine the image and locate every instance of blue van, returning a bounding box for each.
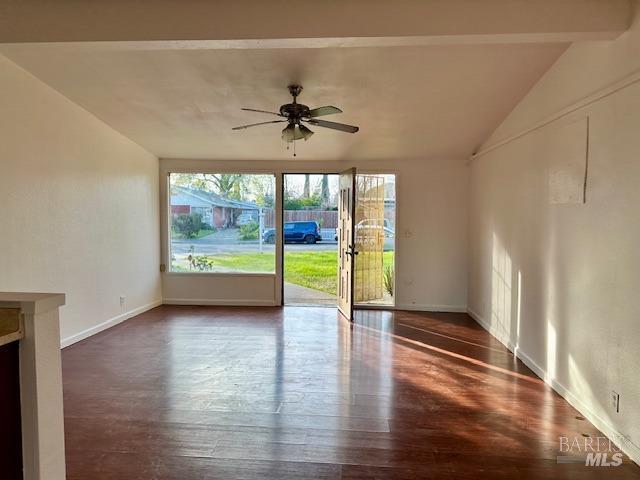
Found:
[263,221,322,244]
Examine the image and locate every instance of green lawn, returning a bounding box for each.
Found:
[171,228,215,240]
[193,251,394,295]
[284,252,341,295]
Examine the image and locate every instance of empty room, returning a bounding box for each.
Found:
[1,1,639,479]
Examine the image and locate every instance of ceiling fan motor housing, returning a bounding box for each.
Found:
[279,102,310,120]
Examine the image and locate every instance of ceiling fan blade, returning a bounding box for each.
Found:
[305,118,359,133]
[232,120,287,130]
[305,106,343,118]
[241,108,284,117]
[281,124,314,142]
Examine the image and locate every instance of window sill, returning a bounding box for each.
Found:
[164,271,276,277]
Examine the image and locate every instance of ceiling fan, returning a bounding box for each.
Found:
[232,85,359,148]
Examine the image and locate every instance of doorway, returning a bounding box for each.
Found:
[281,172,396,309]
[354,174,396,307]
[282,174,339,306]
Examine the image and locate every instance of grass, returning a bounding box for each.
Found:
[171,228,215,240]
[284,252,341,295]
[211,252,276,272]
[179,251,394,295]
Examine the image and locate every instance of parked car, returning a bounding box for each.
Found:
[334,219,394,241]
[358,218,393,236]
[263,221,322,244]
[236,211,258,226]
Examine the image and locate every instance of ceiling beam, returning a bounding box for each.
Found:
[0,0,631,45]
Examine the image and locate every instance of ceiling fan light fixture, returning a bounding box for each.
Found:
[282,123,314,142]
[281,124,296,142]
[298,124,314,141]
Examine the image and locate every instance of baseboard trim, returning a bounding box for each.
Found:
[467,307,517,351]
[467,307,640,466]
[163,300,465,312]
[396,303,467,313]
[162,298,277,307]
[61,299,162,348]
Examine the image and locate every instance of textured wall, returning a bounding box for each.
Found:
[468,8,640,463]
[0,55,162,345]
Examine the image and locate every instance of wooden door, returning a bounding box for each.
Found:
[338,168,357,320]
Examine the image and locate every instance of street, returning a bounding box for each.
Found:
[170,228,394,255]
[171,228,338,254]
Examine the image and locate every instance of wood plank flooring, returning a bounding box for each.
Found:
[62,306,640,479]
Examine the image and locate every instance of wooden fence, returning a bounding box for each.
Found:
[264,210,338,228]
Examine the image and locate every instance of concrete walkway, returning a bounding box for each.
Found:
[284,282,336,306]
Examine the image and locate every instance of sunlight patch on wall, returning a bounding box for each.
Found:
[546,321,557,381]
[491,233,513,340]
[515,270,523,354]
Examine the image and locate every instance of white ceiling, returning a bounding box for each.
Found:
[1,43,567,160]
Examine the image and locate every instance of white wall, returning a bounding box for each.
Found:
[468,7,640,463]
[160,157,468,311]
[0,54,162,346]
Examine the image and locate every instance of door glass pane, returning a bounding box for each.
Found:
[354,174,395,305]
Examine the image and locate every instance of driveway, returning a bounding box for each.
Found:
[284,282,336,306]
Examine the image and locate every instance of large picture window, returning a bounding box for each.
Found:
[169,173,276,273]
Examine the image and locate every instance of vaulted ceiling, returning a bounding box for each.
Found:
[2,43,568,160]
[0,0,630,161]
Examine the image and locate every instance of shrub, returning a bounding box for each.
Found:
[383,265,394,296]
[284,194,322,210]
[187,254,215,271]
[173,213,202,238]
[238,220,259,240]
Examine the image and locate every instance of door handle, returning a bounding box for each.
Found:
[346,245,359,257]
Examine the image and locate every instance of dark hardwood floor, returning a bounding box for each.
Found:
[62,306,639,479]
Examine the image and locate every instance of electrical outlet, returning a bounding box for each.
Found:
[612,391,620,413]
[119,296,126,307]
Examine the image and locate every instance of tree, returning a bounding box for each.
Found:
[212,174,243,199]
[303,174,310,198]
[246,175,275,207]
[172,173,244,199]
[321,174,330,208]
[172,173,277,207]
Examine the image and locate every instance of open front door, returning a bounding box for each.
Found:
[338,168,357,320]
[354,174,386,303]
